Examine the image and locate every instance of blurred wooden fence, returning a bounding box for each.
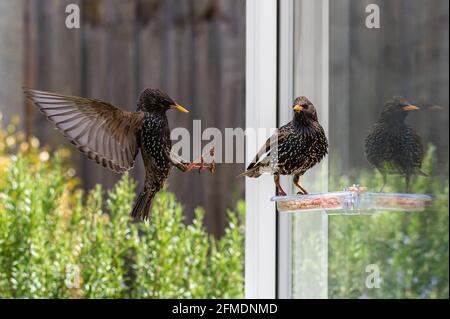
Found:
[1,0,245,237]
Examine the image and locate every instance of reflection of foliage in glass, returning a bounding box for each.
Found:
[0,116,244,298]
[292,213,328,298]
[328,145,449,299]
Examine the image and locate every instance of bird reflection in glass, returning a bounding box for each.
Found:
[365,96,426,193]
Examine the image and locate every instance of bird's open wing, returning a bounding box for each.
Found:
[246,129,290,170]
[24,88,145,173]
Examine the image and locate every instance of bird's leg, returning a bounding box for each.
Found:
[174,160,215,173]
[379,173,387,192]
[274,174,287,196]
[405,174,411,193]
[185,159,215,173]
[185,145,215,173]
[293,174,308,195]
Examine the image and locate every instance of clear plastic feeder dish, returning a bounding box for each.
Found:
[359,192,432,212]
[271,186,433,214]
[272,192,356,214]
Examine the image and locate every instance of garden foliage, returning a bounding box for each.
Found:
[327,145,449,298]
[0,117,244,298]
[0,116,447,298]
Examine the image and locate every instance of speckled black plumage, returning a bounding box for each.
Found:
[365,96,425,193]
[132,89,177,220]
[24,87,193,221]
[240,96,328,195]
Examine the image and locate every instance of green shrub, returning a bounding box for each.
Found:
[328,145,449,299]
[0,118,244,298]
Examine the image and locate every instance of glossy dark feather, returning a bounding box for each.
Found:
[24,88,145,173]
[240,96,328,195]
[364,96,424,192]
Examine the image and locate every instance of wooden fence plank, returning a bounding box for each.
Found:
[80,0,138,191]
[0,0,24,128]
[19,0,245,236]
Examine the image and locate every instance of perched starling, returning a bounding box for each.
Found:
[239,96,328,195]
[365,96,425,193]
[24,88,214,220]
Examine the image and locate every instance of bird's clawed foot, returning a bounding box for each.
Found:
[293,176,308,195]
[296,186,309,195]
[185,145,215,174]
[379,174,387,192]
[274,175,287,196]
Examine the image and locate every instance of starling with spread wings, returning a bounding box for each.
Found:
[24,88,214,220]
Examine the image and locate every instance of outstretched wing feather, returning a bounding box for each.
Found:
[24,88,145,173]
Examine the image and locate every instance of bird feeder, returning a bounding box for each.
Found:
[272,185,432,214]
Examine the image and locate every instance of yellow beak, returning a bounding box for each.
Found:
[403,104,419,111]
[171,103,189,113]
[293,104,303,112]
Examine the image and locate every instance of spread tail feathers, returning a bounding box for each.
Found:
[131,189,157,221]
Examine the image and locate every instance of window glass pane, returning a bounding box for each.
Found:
[290,0,449,299]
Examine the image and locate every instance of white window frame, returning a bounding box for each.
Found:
[245,0,329,299]
[245,0,278,299]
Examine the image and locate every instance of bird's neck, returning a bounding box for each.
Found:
[293,115,315,130]
[145,111,169,127]
[379,117,407,128]
[379,111,408,125]
[147,109,168,117]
